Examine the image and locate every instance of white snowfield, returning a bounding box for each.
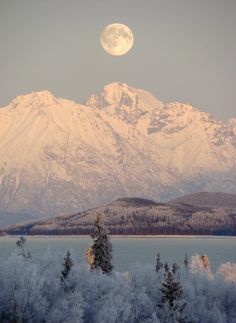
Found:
[0,82,236,224]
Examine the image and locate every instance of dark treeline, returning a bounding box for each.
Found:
[14,226,235,236]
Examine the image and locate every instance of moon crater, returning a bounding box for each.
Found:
[101,23,134,56]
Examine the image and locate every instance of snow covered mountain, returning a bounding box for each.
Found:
[170,192,236,208]
[228,118,236,136]
[0,83,236,226]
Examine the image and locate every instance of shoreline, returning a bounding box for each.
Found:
[1,235,236,239]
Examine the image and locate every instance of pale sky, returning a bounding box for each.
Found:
[0,0,235,120]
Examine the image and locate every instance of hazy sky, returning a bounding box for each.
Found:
[0,0,235,120]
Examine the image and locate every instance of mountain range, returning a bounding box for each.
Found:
[0,82,236,227]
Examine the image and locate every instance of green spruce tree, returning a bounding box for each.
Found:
[91,215,113,275]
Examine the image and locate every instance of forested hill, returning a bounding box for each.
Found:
[2,194,236,236]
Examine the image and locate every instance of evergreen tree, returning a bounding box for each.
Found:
[164,262,169,272]
[158,270,187,323]
[156,253,163,272]
[91,215,113,274]
[61,250,73,282]
[172,262,179,274]
[184,253,189,269]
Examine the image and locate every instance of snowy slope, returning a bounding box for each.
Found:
[0,83,236,226]
[228,118,236,136]
[87,83,236,192]
[170,192,236,208]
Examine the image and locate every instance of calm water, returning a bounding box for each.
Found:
[0,236,235,271]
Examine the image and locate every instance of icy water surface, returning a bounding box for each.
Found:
[0,236,235,271]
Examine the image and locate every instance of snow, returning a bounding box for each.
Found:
[0,248,235,323]
[228,118,236,135]
[0,82,236,224]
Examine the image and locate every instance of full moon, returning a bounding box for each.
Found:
[100,23,134,56]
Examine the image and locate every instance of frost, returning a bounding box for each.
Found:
[217,262,236,283]
[0,250,235,323]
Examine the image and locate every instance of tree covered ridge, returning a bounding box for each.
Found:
[2,197,236,236]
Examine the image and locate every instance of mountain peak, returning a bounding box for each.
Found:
[86,82,164,123]
[11,90,59,108]
[86,82,135,109]
[102,82,133,98]
[31,89,54,96]
[103,81,130,91]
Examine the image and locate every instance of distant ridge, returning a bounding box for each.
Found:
[110,198,160,207]
[2,193,236,236]
[170,192,236,208]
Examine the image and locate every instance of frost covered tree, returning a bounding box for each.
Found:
[0,250,236,323]
[158,269,187,323]
[61,250,73,282]
[189,254,212,277]
[217,262,236,282]
[16,236,31,259]
[91,215,113,274]
[200,254,210,270]
[85,245,95,269]
[155,253,163,272]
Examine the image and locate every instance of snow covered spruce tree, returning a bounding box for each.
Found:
[164,262,169,272]
[61,250,73,282]
[184,253,189,269]
[90,215,113,274]
[158,269,187,323]
[16,236,31,259]
[156,252,163,272]
[172,262,179,274]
